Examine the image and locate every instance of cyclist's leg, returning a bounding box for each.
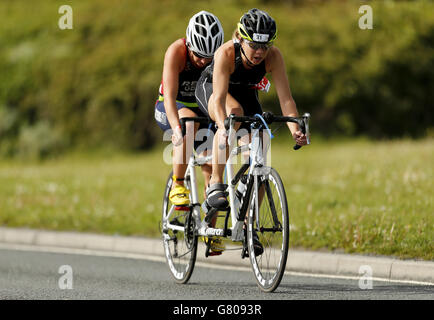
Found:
[190,105,213,194]
[176,106,213,194]
[196,76,242,208]
[208,92,243,183]
[155,100,198,205]
[204,93,245,209]
[197,147,221,229]
[173,106,199,181]
[207,86,262,186]
[177,110,224,254]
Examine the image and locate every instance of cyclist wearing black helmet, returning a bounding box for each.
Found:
[196,8,308,211]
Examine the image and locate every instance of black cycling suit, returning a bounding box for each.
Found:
[195,39,266,123]
[155,38,209,132]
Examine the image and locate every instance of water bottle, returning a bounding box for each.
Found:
[201,201,209,215]
[231,175,246,214]
[233,192,241,213]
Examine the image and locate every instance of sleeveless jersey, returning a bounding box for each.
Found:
[202,40,266,89]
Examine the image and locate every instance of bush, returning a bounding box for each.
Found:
[0,0,432,158]
[17,121,68,160]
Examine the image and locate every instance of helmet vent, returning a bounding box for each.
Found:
[186,11,224,57]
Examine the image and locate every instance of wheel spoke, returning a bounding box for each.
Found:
[161,172,197,284]
[248,169,289,292]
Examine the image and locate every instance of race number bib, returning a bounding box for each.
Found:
[252,33,269,42]
[252,77,271,93]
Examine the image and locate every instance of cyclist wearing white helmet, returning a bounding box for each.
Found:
[154,11,224,208]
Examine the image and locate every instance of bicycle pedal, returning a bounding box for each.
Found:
[175,206,190,211]
[208,251,222,257]
[204,246,223,258]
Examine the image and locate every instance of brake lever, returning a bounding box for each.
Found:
[219,115,235,150]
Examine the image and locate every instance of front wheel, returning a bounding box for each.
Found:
[161,171,197,284]
[247,167,289,292]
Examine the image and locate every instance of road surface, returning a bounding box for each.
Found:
[0,245,432,300]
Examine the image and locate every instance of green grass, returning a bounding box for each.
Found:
[0,138,433,260]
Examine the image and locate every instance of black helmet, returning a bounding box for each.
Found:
[237,8,277,44]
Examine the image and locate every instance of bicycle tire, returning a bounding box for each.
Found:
[161,171,198,284]
[247,167,289,292]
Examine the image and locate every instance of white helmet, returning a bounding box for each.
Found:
[186,11,224,59]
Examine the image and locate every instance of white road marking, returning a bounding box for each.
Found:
[0,243,432,286]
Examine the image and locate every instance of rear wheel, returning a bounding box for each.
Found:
[161,171,197,284]
[247,167,289,292]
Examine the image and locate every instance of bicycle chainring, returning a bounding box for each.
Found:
[184,210,196,249]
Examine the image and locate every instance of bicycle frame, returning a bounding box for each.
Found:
[162,111,310,291]
[164,118,272,243]
[164,112,310,243]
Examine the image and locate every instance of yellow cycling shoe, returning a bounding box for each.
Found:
[210,237,226,253]
[202,237,225,255]
[169,185,190,206]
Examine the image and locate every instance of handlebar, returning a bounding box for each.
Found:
[179,117,211,136]
[224,112,311,150]
[178,112,311,150]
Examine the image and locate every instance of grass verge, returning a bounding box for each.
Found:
[0,138,432,260]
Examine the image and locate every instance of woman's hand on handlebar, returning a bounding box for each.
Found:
[292,130,308,146]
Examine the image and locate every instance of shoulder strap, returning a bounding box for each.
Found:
[182,38,193,70]
[233,41,242,68]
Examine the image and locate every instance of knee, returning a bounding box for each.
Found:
[227,106,244,117]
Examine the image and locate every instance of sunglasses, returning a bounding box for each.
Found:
[192,51,212,60]
[244,39,273,51]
